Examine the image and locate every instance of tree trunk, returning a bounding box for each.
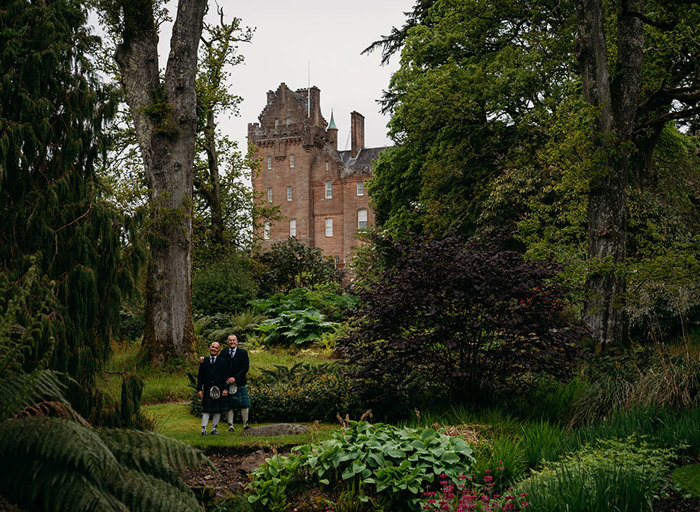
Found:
[203,108,224,245]
[115,0,207,362]
[576,0,644,348]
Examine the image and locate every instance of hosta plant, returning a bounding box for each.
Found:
[247,421,475,511]
[257,308,337,346]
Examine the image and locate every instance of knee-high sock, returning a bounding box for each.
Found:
[212,413,221,428]
[201,413,210,429]
[241,408,249,424]
[227,409,234,425]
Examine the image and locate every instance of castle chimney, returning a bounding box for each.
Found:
[350,111,364,158]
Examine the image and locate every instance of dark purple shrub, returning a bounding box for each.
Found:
[341,235,582,415]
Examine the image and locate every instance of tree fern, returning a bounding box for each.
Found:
[0,370,69,422]
[98,428,212,486]
[107,467,203,512]
[0,415,208,511]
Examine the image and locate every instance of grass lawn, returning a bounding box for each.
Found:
[102,341,331,404]
[143,402,338,450]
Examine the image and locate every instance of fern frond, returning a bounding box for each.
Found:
[14,401,90,426]
[107,466,203,512]
[0,418,127,512]
[34,465,129,512]
[98,428,212,479]
[0,417,120,480]
[0,369,68,421]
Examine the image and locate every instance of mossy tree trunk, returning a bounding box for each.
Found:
[114,0,207,362]
[576,0,644,348]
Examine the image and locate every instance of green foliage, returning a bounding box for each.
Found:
[250,370,360,423]
[257,309,337,347]
[516,377,589,426]
[562,406,700,457]
[0,417,208,512]
[255,238,343,295]
[247,421,475,511]
[191,10,256,258]
[672,464,700,498]
[0,0,145,419]
[368,0,577,237]
[0,260,208,511]
[192,258,258,316]
[518,436,677,512]
[472,436,526,491]
[195,310,266,344]
[520,420,566,470]
[118,310,145,341]
[250,285,358,322]
[569,350,700,427]
[249,286,357,347]
[257,362,337,385]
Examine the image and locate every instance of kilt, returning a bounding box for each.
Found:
[202,387,230,414]
[229,385,251,409]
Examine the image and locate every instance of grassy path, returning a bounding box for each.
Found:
[143,402,338,450]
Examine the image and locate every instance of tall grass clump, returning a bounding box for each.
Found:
[518,436,677,512]
[517,377,589,425]
[472,436,526,489]
[569,350,699,427]
[521,420,566,469]
[560,406,700,456]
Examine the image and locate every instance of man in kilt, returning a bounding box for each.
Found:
[196,341,229,435]
[221,334,251,431]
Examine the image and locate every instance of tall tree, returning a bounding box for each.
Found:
[0,0,143,417]
[194,8,252,249]
[192,8,259,266]
[575,0,700,347]
[365,0,577,237]
[370,0,700,348]
[97,0,207,362]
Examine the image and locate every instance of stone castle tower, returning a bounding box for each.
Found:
[249,83,386,267]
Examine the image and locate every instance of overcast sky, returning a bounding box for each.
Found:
[215,0,415,154]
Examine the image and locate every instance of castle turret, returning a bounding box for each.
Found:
[327,110,338,150]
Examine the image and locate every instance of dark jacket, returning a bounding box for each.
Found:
[220,346,249,387]
[196,355,229,393]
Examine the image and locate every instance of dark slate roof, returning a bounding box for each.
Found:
[339,146,387,177]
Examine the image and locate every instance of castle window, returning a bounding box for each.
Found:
[287,186,292,201]
[267,187,272,202]
[357,182,364,196]
[290,154,295,168]
[267,156,272,170]
[275,118,279,128]
[325,218,333,237]
[358,209,368,230]
[264,221,271,240]
[325,181,332,199]
[289,219,296,237]
[325,162,329,172]
[286,117,291,126]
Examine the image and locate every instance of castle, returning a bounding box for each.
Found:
[249,83,386,268]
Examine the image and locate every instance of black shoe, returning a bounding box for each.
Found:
[201,430,208,436]
[243,423,250,430]
[211,428,219,435]
[228,424,234,433]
